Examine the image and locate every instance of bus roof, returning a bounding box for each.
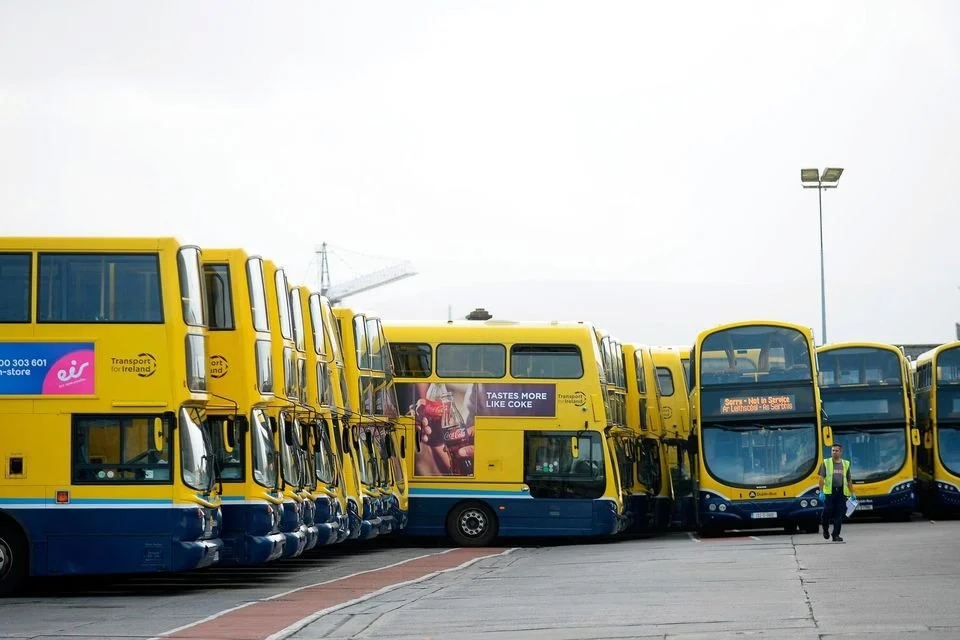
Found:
[383,320,599,343]
[915,341,960,366]
[694,319,815,345]
[816,342,907,357]
[201,247,260,261]
[0,236,188,251]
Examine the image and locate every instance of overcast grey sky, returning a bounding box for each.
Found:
[2,1,958,346]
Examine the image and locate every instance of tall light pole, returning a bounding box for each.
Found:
[800,167,844,345]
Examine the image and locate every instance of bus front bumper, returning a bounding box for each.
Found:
[281,527,308,559]
[360,517,383,540]
[698,491,821,530]
[173,537,223,571]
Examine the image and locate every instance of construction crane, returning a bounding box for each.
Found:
[316,242,417,305]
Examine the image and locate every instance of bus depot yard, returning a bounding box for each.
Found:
[3,521,960,640]
[3,237,960,637]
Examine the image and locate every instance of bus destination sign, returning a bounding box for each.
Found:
[720,394,796,415]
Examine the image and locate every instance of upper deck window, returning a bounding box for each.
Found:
[656,366,675,396]
[436,344,505,378]
[0,253,31,323]
[202,264,234,330]
[938,347,960,384]
[818,347,902,387]
[353,315,370,369]
[290,289,306,352]
[246,258,269,333]
[177,247,205,327]
[38,253,162,323]
[274,269,292,340]
[390,343,432,378]
[510,344,583,379]
[699,325,811,386]
[366,317,384,373]
[635,352,646,393]
[308,294,327,357]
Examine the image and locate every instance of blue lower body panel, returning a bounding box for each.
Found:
[2,502,223,578]
[698,490,821,532]
[849,485,917,517]
[404,490,624,538]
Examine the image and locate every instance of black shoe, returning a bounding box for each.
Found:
[832,536,843,542]
[822,526,829,540]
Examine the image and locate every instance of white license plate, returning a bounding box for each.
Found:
[750,511,778,519]
[856,504,873,511]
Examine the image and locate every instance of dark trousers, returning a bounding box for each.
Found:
[821,491,846,538]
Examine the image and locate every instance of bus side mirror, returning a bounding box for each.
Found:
[571,436,580,459]
[822,426,834,447]
[400,435,406,459]
[342,429,352,454]
[911,428,921,447]
[153,417,165,453]
[687,433,698,454]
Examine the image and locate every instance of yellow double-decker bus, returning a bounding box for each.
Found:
[914,342,960,518]
[385,320,628,545]
[333,307,407,538]
[816,343,920,520]
[0,237,221,596]
[290,285,348,546]
[312,296,365,541]
[622,343,666,533]
[689,320,828,535]
[262,260,312,557]
[651,346,695,529]
[200,249,286,565]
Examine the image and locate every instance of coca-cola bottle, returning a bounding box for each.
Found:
[440,392,473,475]
[415,397,444,446]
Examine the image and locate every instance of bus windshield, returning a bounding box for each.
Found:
[818,347,902,387]
[702,422,818,487]
[279,413,302,489]
[356,432,376,487]
[831,426,906,483]
[700,325,812,386]
[251,408,277,489]
[313,422,336,486]
[939,425,960,477]
[180,407,214,492]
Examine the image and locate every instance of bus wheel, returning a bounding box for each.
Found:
[0,521,28,597]
[447,502,497,547]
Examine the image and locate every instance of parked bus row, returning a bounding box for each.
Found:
[0,238,406,596]
[3,236,960,595]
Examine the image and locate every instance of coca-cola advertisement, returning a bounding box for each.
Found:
[396,382,556,477]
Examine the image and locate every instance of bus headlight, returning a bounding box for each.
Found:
[891,481,914,493]
[810,498,818,506]
[708,504,717,511]
[800,500,809,508]
[718,504,727,512]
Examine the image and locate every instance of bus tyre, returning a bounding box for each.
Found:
[0,522,28,597]
[447,502,497,547]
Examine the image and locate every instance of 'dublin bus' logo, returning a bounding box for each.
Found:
[42,349,95,395]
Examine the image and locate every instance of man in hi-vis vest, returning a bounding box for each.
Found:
[818,443,853,542]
